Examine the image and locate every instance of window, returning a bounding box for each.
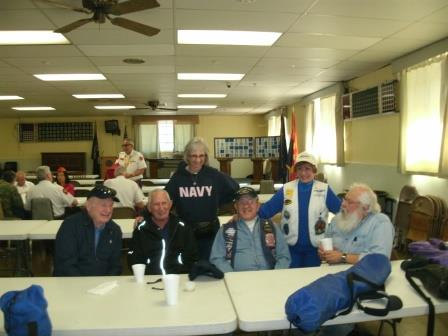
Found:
[399,52,448,175]
[137,121,194,158]
[306,95,337,164]
[158,120,174,152]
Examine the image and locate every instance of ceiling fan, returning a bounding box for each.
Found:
[38,0,161,37]
[136,100,178,112]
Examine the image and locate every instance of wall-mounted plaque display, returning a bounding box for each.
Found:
[214,137,253,158]
[254,136,280,158]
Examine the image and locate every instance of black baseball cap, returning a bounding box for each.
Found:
[234,187,258,201]
[87,186,120,202]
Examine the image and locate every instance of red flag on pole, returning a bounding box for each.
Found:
[287,112,299,181]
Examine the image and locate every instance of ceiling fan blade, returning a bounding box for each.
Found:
[54,18,94,33]
[109,17,160,37]
[157,107,178,111]
[36,0,91,14]
[109,0,160,16]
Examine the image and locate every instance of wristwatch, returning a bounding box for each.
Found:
[341,253,348,263]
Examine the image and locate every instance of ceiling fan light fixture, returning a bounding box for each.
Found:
[178,73,244,81]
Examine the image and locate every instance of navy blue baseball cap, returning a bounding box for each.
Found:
[87,186,120,202]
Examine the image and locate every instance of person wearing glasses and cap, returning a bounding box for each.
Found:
[115,138,147,185]
[210,187,290,273]
[53,186,123,276]
[259,151,341,268]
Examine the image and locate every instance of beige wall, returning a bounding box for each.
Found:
[197,115,268,178]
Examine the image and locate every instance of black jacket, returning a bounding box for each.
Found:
[128,211,199,275]
[165,163,239,224]
[53,210,123,276]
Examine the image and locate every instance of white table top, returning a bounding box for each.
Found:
[142,179,170,185]
[73,179,103,186]
[142,186,166,194]
[28,218,136,240]
[239,183,283,192]
[0,275,237,336]
[224,260,448,332]
[0,220,48,240]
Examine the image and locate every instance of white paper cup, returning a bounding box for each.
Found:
[320,238,333,251]
[163,274,180,305]
[132,264,146,284]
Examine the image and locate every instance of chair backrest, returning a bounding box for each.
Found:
[31,198,54,220]
[407,196,435,242]
[259,179,275,194]
[142,180,154,186]
[112,206,136,219]
[71,180,81,187]
[0,200,4,220]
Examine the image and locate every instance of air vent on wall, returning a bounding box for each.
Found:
[342,81,398,120]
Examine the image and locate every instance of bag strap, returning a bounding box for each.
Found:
[356,290,403,317]
[405,270,435,336]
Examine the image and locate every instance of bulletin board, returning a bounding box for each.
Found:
[214,137,254,158]
[254,136,280,158]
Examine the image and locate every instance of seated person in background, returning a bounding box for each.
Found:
[104,165,145,210]
[15,170,34,204]
[26,166,77,219]
[210,187,291,273]
[55,167,75,196]
[319,183,394,265]
[128,189,198,275]
[0,170,26,219]
[53,186,122,276]
[317,183,394,336]
[115,138,147,184]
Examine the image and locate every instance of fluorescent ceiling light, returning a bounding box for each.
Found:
[178,73,244,81]
[178,30,281,46]
[94,105,135,110]
[177,94,227,98]
[0,95,24,100]
[0,31,69,45]
[34,74,106,81]
[73,94,125,99]
[12,107,55,111]
[177,105,217,109]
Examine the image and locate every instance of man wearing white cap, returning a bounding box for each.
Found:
[259,151,341,268]
[115,138,147,184]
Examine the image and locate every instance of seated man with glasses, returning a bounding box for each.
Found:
[319,183,394,265]
[53,186,123,276]
[210,187,290,272]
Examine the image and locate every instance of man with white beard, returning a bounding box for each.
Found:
[319,183,394,265]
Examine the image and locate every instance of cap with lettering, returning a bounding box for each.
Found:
[87,185,120,202]
[234,187,258,201]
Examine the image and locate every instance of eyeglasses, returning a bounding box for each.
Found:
[343,197,360,206]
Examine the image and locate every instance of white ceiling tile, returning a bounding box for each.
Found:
[0,45,84,58]
[264,47,358,60]
[175,9,298,31]
[0,0,36,9]
[310,0,448,20]
[99,65,175,74]
[175,45,268,57]
[289,15,411,38]
[391,22,448,41]
[0,9,54,29]
[276,33,381,50]
[66,29,174,45]
[175,0,315,13]
[78,44,175,56]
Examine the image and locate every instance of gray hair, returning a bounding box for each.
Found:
[349,183,381,213]
[114,165,126,177]
[36,166,51,182]
[183,137,209,165]
[147,188,171,205]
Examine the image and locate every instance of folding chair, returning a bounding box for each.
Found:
[31,198,54,220]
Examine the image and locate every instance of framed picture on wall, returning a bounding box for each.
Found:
[254,136,280,158]
[214,137,254,159]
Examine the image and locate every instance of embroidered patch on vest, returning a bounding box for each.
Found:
[284,199,292,206]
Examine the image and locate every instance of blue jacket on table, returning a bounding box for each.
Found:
[53,210,123,276]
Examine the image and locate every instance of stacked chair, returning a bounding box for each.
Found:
[394,186,419,250]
